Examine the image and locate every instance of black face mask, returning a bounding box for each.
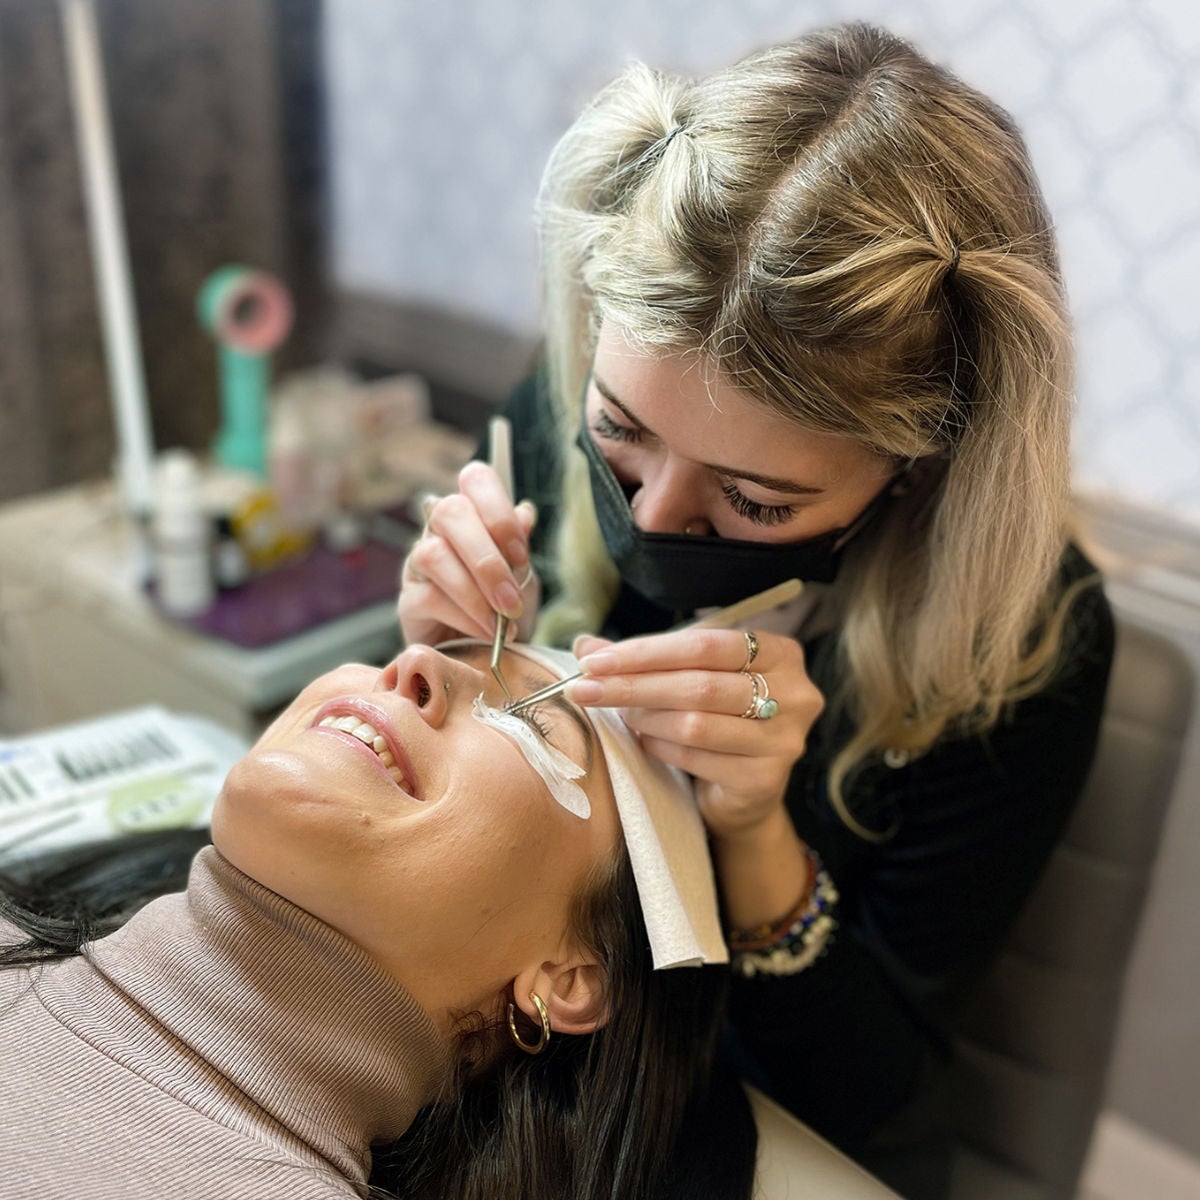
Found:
[577,424,900,612]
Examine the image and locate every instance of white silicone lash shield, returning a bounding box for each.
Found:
[471,696,591,819]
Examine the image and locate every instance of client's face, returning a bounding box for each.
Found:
[212,643,619,1024]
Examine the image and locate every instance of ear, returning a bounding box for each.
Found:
[513,953,609,1038]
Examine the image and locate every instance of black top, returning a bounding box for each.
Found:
[496,371,1115,1197]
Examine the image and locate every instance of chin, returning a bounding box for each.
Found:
[209,752,306,869]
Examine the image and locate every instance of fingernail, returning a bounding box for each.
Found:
[565,678,603,704]
[506,539,529,567]
[496,582,522,615]
[579,650,618,674]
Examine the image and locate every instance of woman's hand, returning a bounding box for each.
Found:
[398,461,539,647]
[565,627,824,841]
[566,626,824,928]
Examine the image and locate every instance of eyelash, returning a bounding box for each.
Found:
[591,410,797,528]
[719,481,797,527]
[514,703,552,740]
[591,409,642,444]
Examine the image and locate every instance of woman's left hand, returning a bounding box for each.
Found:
[565,627,825,840]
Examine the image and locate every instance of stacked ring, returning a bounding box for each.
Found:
[740,670,780,720]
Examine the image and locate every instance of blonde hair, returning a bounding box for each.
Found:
[533,23,1083,837]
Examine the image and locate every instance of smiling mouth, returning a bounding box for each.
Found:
[317,714,417,794]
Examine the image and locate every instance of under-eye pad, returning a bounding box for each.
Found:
[471,696,591,819]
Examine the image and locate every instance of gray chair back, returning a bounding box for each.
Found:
[948,613,1195,1199]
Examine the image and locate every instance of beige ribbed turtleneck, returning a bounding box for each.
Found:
[0,846,450,1199]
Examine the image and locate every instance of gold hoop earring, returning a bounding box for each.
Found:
[507,991,551,1055]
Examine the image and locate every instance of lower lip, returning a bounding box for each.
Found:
[311,726,421,801]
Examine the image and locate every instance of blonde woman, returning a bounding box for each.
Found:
[399,23,1114,1197]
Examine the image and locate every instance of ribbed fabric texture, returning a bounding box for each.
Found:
[0,847,450,1199]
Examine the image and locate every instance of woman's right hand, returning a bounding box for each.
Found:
[398,461,539,647]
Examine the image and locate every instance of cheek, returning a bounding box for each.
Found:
[434,779,586,947]
[212,748,380,897]
[447,782,561,894]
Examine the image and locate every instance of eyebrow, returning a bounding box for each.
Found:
[591,373,826,496]
[520,671,595,772]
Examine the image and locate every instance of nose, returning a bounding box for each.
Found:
[630,454,713,535]
[377,644,484,726]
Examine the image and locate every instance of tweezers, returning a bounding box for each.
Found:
[504,579,804,712]
[504,673,583,714]
[489,416,516,701]
[491,616,512,701]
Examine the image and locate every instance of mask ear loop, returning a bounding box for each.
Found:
[887,456,919,498]
[831,459,917,553]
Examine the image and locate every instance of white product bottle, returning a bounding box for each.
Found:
[153,449,214,617]
[268,402,316,534]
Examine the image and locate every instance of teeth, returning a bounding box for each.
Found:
[318,714,415,794]
[320,715,380,745]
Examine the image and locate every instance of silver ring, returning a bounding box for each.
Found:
[739,670,761,719]
[740,631,760,672]
[740,670,779,720]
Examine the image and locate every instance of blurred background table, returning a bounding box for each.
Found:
[0,479,403,741]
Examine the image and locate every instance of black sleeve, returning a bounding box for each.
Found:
[727,572,1116,1151]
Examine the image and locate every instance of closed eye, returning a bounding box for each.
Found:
[515,671,594,771]
[514,703,552,740]
[719,479,798,527]
[591,409,643,445]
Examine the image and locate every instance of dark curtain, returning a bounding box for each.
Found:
[0,0,327,504]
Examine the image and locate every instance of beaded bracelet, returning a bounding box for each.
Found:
[728,853,839,978]
[727,847,822,952]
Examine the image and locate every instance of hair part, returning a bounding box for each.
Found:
[533,22,1085,833]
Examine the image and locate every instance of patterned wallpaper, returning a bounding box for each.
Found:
[325,0,1200,525]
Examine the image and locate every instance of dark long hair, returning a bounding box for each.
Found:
[0,827,211,966]
[379,849,756,1200]
[1,831,756,1199]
